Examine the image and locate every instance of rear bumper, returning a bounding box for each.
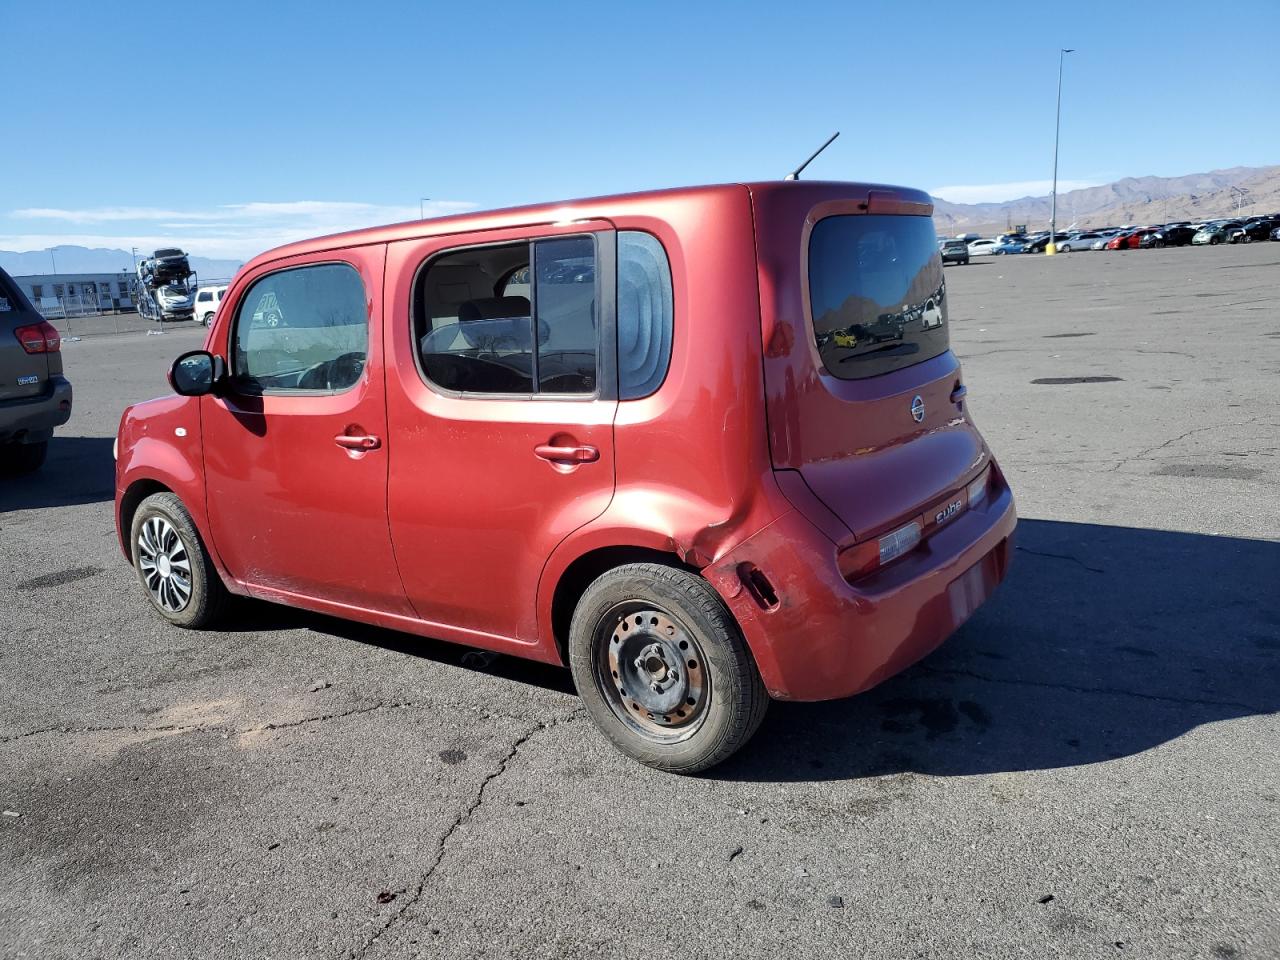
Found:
[0,375,73,443]
[709,479,1016,701]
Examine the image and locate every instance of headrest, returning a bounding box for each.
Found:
[457,296,530,323]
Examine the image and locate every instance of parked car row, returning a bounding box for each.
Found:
[940,214,1280,262]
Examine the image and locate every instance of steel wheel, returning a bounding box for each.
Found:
[594,602,710,743]
[136,515,192,613]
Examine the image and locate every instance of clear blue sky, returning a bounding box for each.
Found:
[3,0,1276,260]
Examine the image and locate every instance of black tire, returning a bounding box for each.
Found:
[568,562,768,774]
[1,440,48,476]
[130,492,228,628]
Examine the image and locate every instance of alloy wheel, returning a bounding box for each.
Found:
[137,516,193,612]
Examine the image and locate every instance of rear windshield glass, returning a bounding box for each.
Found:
[808,215,948,380]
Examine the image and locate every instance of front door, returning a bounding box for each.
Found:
[201,247,413,616]
[384,223,618,648]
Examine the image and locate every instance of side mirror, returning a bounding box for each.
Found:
[169,350,224,396]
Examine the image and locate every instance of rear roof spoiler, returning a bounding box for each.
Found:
[867,189,934,217]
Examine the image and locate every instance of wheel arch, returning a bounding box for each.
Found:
[118,478,173,562]
[547,545,700,666]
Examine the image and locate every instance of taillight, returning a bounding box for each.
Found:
[967,467,991,508]
[14,321,61,354]
[838,518,924,582]
[838,467,996,583]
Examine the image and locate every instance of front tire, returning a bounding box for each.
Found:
[130,492,228,628]
[568,563,768,774]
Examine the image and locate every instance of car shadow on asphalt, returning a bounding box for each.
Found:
[714,518,1280,782]
[225,601,579,697]
[200,518,1280,782]
[0,436,116,511]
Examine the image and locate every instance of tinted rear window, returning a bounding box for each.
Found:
[808,215,948,380]
[0,270,36,316]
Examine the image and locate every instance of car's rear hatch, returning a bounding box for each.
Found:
[0,269,53,403]
[749,182,987,544]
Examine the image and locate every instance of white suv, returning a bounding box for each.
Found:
[194,285,228,326]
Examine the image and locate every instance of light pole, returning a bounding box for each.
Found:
[1046,47,1074,255]
[419,197,432,219]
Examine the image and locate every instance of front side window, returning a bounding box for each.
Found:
[416,235,597,396]
[232,262,368,393]
[808,214,948,380]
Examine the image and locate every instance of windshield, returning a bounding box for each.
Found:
[808,215,949,381]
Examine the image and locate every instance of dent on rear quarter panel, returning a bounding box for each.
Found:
[535,186,791,652]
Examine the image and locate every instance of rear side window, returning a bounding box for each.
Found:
[232,263,368,393]
[416,236,597,396]
[617,232,673,399]
[0,270,33,313]
[808,215,948,380]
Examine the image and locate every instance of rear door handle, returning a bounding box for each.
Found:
[534,443,599,464]
[950,384,968,404]
[334,434,381,451]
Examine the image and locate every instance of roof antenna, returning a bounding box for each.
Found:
[784,131,840,181]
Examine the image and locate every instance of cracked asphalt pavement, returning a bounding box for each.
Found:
[2,242,1278,958]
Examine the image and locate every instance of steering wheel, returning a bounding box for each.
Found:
[297,352,365,390]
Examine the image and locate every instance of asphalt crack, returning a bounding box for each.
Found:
[1111,417,1277,472]
[1015,546,1105,574]
[248,700,416,733]
[0,721,210,744]
[353,718,566,958]
[919,665,1268,715]
[0,699,545,745]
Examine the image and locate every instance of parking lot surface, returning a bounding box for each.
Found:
[2,242,1278,959]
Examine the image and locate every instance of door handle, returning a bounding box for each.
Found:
[534,443,599,464]
[334,434,381,451]
[950,384,968,404]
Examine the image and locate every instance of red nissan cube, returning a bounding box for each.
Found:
[115,181,1015,773]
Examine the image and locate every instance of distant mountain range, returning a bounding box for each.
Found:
[0,245,243,280]
[933,165,1280,234]
[4,168,1277,274]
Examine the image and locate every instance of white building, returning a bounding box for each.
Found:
[11,272,135,317]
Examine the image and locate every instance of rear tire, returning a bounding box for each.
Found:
[568,563,768,774]
[1,440,48,476]
[130,492,228,628]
